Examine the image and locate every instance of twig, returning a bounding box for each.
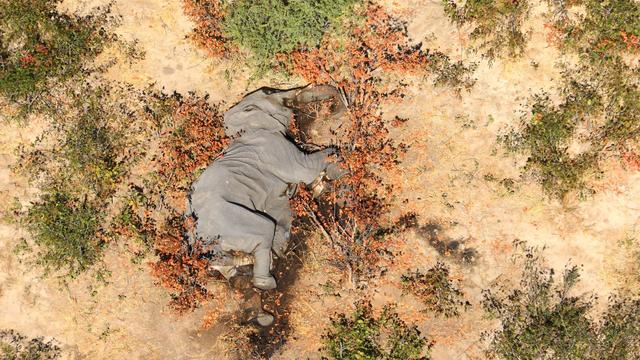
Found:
[302,202,334,246]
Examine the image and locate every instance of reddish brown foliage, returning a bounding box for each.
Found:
[155,93,229,211]
[183,0,228,57]
[18,44,53,69]
[149,217,213,313]
[544,22,563,47]
[288,4,428,282]
[138,93,228,312]
[620,31,640,51]
[289,5,427,90]
[622,151,640,171]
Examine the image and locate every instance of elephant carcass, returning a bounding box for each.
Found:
[187,85,346,290]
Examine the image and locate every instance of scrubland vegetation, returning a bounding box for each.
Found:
[401,262,470,318]
[0,0,115,117]
[501,0,640,198]
[483,244,640,359]
[1,0,640,358]
[0,329,60,359]
[323,301,431,360]
[443,0,532,60]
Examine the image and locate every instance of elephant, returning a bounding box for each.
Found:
[186,85,346,296]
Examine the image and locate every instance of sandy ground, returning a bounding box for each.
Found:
[1,0,639,359]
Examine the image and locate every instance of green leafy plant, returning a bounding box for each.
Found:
[595,296,640,358]
[546,0,640,58]
[501,55,640,198]
[323,301,431,360]
[426,50,477,93]
[0,0,113,112]
[482,244,640,359]
[14,82,148,277]
[59,89,127,198]
[222,0,359,70]
[442,0,531,60]
[401,261,470,318]
[24,190,102,277]
[500,78,602,198]
[0,329,60,359]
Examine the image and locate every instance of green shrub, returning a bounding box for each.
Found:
[595,296,640,358]
[0,0,112,109]
[15,83,145,277]
[401,261,470,318]
[546,0,640,58]
[25,190,103,278]
[222,0,358,70]
[482,245,640,359]
[589,59,640,144]
[501,57,640,198]
[0,329,60,359]
[17,83,129,199]
[323,301,431,360]
[60,87,125,198]
[442,0,531,60]
[500,78,602,198]
[426,50,477,93]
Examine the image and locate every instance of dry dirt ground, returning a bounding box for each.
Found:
[1,0,639,359]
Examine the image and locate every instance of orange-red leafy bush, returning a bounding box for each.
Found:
[183,0,227,57]
[129,93,228,312]
[154,93,229,210]
[288,4,429,283]
[149,217,213,313]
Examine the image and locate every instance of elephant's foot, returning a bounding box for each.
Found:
[255,312,275,327]
[208,251,255,279]
[252,275,277,290]
[209,264,238,279]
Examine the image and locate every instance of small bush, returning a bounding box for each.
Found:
[15,82,145,277]
[442,0,531,60]
[323,301,432,360]
[60,88,127,198]
[482,244,640,359]
[596,296,640,358]
[24,191,103,278]
[0,329,60,359]
[501,56,640,198]
[546,0,640,57]
[148,215,213,313]
[0,0,112,109]
[153,92,228,209]
[500,80,601,198]
[401,262,470,318]
[426,51,477,93]
[183,0,227,58]
[222,0,358,70]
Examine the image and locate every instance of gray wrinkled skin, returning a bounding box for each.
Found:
[187,87,332,287]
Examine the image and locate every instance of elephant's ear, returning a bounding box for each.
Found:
[223,88,296,136]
